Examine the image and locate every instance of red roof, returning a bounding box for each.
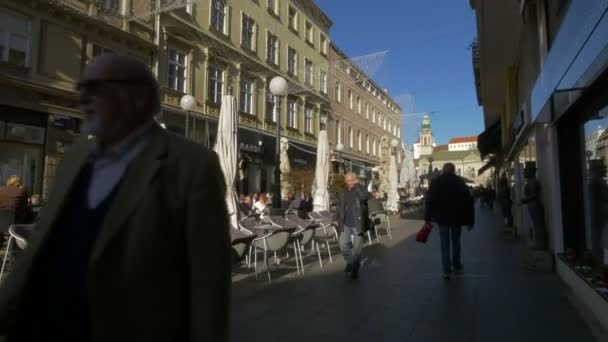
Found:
[449,136,477,144]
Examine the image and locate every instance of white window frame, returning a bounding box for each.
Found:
[335,81,342,103]
[208,63,224,104]
[305,21,314,44]
[365,103,369,119]
[336,120,342,144]
[320,112,327,130]
[288,46,297,76]
[167,47,188,92]
[348,127,353,148]
[348,89,353,110]
[288,99,298,129]
[266,93,277,122]
[288,6,298,31]
[241,13,256,51]
[92,44,114,59]
[267,0,279,15]
[357,96,361,114]
[211,0,228,35]
[357,130,362,151]
[0,10,31,67]
[305,106,313,133]
[320,70,327,94]
[372,138,377,156]
[240,78,255,114]
[366,135,370,154]
[320,33,328,55]
[266,31,279,65]
[304,59,313,86]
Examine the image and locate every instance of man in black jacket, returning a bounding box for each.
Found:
[425,163,474,279]
[334,173,370,279]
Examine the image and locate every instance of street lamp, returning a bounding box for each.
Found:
[336,143,344,174]
[391,138,399,150]
[180,94,196,139]
[269,76,288,209]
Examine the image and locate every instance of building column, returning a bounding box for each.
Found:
[299,95,307,133]
[260,76,268,122]
[202,48,210,106]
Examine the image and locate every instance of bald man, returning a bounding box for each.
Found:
[0,55,230,341]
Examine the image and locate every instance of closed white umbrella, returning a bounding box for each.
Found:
[386,154,400,212]
[213,95,239,228]
[312,130,330,212]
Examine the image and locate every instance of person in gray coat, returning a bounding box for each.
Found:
[333,173,370,279]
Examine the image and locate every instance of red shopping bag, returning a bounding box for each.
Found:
[416,222,433,243]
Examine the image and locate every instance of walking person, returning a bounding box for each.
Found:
[333,173,370,279]
[425,163,474,279]
[498,173,514,227]
[0,55,231,342]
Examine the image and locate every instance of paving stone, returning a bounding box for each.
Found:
[231,207,597,342]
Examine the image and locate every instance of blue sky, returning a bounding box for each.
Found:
[316,0,483,145]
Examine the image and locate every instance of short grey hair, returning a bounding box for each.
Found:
[344,172,357,181]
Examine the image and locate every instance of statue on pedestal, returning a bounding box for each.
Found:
[521,165,547,249]
[378,136,390,197]
[279,137,292,198]
[520,163,553,271]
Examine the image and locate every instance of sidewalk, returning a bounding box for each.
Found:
[231,206,597,342]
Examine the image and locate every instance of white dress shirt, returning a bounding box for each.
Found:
[87,122,153,208]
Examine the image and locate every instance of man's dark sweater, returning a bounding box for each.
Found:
[9,162,122,341]
[343,188,358,227]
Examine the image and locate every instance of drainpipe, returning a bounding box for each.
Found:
[543,0,552,50]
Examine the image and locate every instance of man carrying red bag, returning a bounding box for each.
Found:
[424,163,475,279]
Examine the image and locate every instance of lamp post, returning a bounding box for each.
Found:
[269,76,288,209]
[335,143,344,174]
[180,94,196,139]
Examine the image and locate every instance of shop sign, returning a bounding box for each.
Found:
[239,142,264,154]
[49,115,78,130]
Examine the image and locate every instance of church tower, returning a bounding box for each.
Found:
[419,114,434,156]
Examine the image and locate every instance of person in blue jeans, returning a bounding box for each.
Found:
[334,173,370,279]
[424,163,475,279]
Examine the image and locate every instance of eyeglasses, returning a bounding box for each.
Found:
[76,79,144,93]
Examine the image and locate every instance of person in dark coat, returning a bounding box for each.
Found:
[333,173,370,279]
[425,163,474,279]
[497,174,513,227]
[0,55,230,342]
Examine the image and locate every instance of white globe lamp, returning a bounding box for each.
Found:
[180,94,196,111]
[269,76,288,96]
[336,143,344,152]
[391,138,400,148]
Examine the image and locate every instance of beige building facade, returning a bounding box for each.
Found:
[472,0,608,336]
[0,0,334,196]
[0,0,156,198]
[327,43,402,182]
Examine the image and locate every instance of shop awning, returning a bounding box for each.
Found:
[478,156,496,176]
[477,120,501,158]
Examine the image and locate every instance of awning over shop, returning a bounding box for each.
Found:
[478,156,496,176]
[477,120,501,158]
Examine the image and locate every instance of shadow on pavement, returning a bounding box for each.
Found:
[230,208,597,342]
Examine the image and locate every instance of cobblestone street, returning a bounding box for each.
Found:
[231,207,597,342]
